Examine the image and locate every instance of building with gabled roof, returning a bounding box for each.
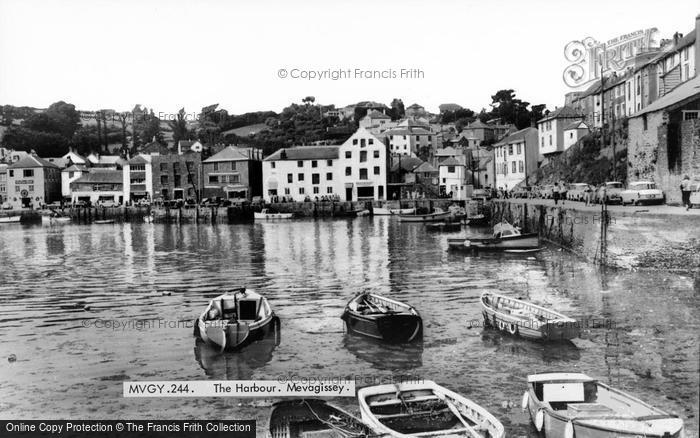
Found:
[6,154,61,209]
[202,146,262,201]
[537,106,584,157]
[69,169,124,205]
[493,127,539,190]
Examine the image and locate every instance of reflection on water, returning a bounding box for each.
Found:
[0,219,697,437]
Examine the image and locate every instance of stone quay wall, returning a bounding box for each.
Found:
[491,200,700,271]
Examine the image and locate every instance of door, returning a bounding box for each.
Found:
[346,188,353,201]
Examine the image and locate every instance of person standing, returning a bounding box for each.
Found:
[585,184,593,206]
[559,181,567,205]
[553,182,560,205]
[680,175,692,211]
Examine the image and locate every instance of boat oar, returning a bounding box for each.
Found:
[434,392,480,438]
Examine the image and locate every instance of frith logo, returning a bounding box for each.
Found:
[563,28,658,88]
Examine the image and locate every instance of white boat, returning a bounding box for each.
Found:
[358,380,505,438]
[399,208,451,223]
[374,207,415,215]
[448,222,539,251]
[254,208,294,220]
[194,288,277,352]
[480,292,579,340]
[523,373,684,438]
[0,215,21,224]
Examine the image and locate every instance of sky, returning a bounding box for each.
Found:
[0,0,698,116]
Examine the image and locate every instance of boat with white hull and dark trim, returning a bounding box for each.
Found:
[341,293,422,343]
[523,373,684,438]
[195,288,278,352]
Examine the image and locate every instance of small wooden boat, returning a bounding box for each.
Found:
[42,211,71,225]
[0,215,21,224]
[358,380,505,438]
[94,219,115,224]
[480,292,579,340]
[356,209,371,216]
[448,222,539,251]
[268,399,373,438]
[399,208,451,223]
[255,208,294,220]
[374,207,415,215]
[341,293,422,343]
[195,288,277,352]
[425,221,462,232]
[523,373,684,438]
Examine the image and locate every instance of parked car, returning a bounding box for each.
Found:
[135,199,151,207]
[471,188,492,200]
[690,182,700,208]
[620,181,665,206]
[99,200,120,208]
[511,186,531,198]
[1,202,12,210]
[595,182,624,204]
[164,199,184,208]
[567,183,590,201]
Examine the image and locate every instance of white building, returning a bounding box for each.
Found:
[61,164,89,198]
[70,169,124,205]
[359,110,391,131]
[562,121,590,150]
[493,127,539,190]
[438,156,467,200]
[122,154,153,203]
[537,106,584,158]
[385,120,438,156]
[262,127,387,202]
[337,127,387,201]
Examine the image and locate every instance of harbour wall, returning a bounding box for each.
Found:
[491,200,700,271]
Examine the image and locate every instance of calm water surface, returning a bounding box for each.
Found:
[0,218,697,436]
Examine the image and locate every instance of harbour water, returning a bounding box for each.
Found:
[0,218,697,436]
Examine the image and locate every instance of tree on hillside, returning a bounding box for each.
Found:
[486,90,547,129]
[387,98,405,120]
[302,96,316,106]
[168,108,191,145]
[23,101,81,139]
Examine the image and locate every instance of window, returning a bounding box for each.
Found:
[313,187,319,194]
[28,185,34,192]
[549,136,552,146]
[161,175,169,185]
[508,145,513,155]
[373,150,380,158]
[326,187,333,194]
[297,160,303,167]
[360,139,366,147]
[447,166,455,173]
[541,138,544,148]
[69,171,75,178]
[360,151,367,162]
[517,144,522,154]
[230,174,240,184]
[326,172,333,180]
[23,169,34,177]
[368,139,374,145]
[312,160,318,168]
[287,174,293,183]
[642,114,648,131]
[428,136,432,141]
[345,151,351,159]
[326,160,332,166]
[519,161,524,172]
[359,169,368,180]
[512,161,517,173]
[683,111,700,121]
[345,167,351,176]
[298,173,304,181]
[230,162,236,170]
[271,162,276,169]
[299,187,305,194]
[161,163,169,172]
[570,132,574,139]
[353,139,358,145]
[374,166,380,175]
[284,188,290,195]
[208,175,218,184]
[173,162,180,172]
[312,174,320,184]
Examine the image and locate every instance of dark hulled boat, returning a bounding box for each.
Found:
[268,399,373,438]
[341,293,422,343]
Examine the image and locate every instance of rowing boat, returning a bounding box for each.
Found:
[523,373,684,438]
[374,207,415,215]
[341,293,422,343]
[0,215,21,224]
[255,208,294,220]
[358,380,505,438]
[267,399,373,438]
[448,222,539,251]
[425,221,462,232]
[399,208,451,223]
[480,291,579,340]
[194,287,277,351]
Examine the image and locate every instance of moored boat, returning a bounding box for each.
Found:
[523,373,684,438]
[42,210,71,225]
[480,291,579,340]
[255,208,294,220]
[448,222,539,251]
[358,380,505,438]
[195,287,277,352]
[374,207,415,215]
[0,215,21,224]
[399,208,451,223]
[341,293,422,343]
[94,219,115,224]
[465,214,489,226]
[268,399,373,438]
